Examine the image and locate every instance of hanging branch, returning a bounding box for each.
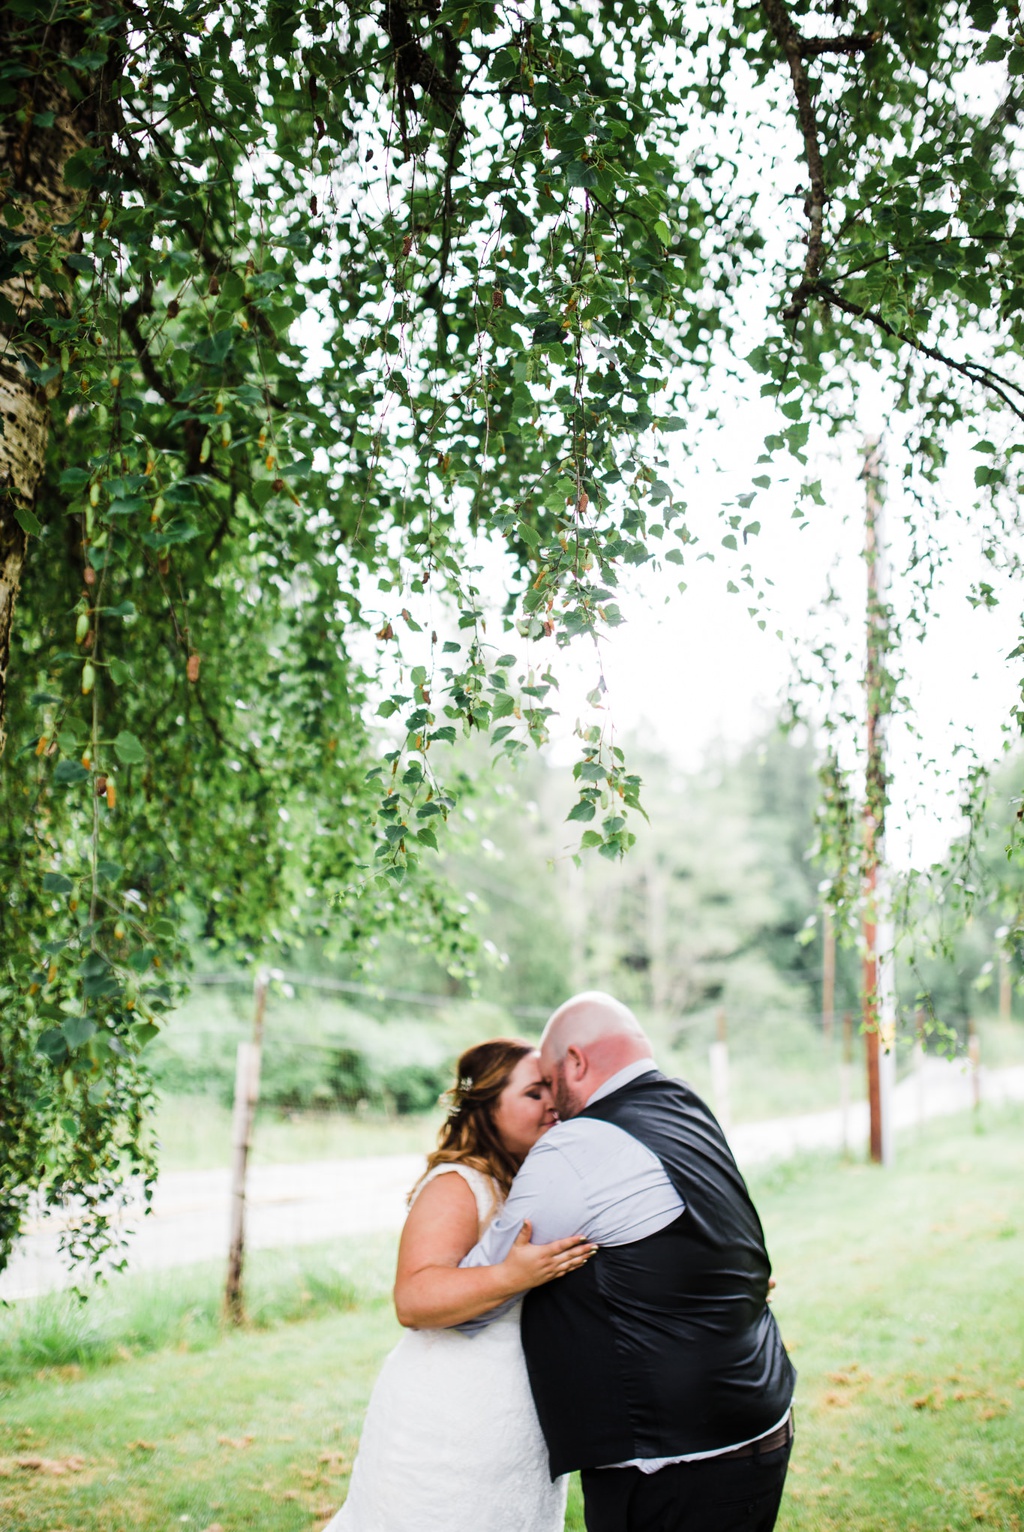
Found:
[378,0,464,142]
[760,0,880,321]
[800,32,879,58]
[121,272,176,405]
[762,1,1024,425]
[760,0,830,320]
[818,283,1024,424]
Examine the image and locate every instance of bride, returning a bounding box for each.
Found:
[325,1037,596,1531]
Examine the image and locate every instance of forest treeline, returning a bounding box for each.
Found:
[153,722,1023,1118]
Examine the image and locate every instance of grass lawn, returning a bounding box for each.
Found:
[2,1106,1022,1531]
[151,1093,443,1174]
[150,1014,1024,1175]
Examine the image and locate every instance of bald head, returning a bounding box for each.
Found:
[540,991,653,1120]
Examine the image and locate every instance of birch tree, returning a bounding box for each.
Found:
[1,0,1022,1274]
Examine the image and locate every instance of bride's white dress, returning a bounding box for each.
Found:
[325,1163,567,1532]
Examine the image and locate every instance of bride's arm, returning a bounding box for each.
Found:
[393,1173,594,1329]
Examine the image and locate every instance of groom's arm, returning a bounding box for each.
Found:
[454,1136,590,1333]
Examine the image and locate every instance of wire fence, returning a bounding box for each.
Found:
[2,971,1021,1310]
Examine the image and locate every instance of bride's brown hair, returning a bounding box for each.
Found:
[411,1038,535,1202]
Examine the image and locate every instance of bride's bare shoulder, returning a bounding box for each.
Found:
[411,1161,495,1211]
[399,1168,482,1264]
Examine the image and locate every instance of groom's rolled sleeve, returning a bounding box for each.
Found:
[454,1138,589,1334]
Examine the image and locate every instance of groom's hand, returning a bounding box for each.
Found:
[499,1222,598,1293]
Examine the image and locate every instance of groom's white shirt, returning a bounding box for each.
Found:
[458,1058,789,1469]
[461,1059,682,1267]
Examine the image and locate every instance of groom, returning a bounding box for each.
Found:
[460,991,796,1532]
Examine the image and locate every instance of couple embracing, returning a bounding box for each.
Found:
[327,991,796,1532]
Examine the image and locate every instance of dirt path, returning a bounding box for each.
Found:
[3,1058,1021,1302]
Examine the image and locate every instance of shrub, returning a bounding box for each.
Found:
[381,1062,449,1115]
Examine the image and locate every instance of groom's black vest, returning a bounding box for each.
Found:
[520,1071,795,1477]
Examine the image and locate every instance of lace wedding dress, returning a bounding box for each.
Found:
[325,1163,567,1532]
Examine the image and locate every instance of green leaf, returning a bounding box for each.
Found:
[63,1015,97,1050]
[53,760,89,785]
[42,871,74,894]
[113,730,146,765]
[13,505,43,537]
[567,799,596,822]
[36,1028,68,1063]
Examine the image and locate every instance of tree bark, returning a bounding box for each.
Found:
[0,13,97,756]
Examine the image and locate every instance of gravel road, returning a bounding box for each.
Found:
[3,1057,1021,1302]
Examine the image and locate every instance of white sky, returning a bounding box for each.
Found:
[538,410,1021,870]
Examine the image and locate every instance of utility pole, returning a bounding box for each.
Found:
[862,438,895,1167]
[225,966,269,1322]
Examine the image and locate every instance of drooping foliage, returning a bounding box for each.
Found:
[1,0,1023,1273]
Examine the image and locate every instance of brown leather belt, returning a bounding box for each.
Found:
[715,1412,794,1461]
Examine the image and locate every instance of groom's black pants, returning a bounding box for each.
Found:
[579,1428,793,1532]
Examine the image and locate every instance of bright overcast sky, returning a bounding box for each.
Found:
[542,406,1021,871]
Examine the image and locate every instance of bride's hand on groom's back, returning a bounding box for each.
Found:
[501,1222,597,1291]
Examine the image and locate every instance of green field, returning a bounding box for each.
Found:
[2,1107,1022,1531]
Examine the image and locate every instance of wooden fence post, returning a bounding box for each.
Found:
[224,967,269,1323]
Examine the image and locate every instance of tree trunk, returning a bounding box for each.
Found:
[0,13,97,756]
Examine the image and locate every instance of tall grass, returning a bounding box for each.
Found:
[0,1237,395,1388]
[2,1109,1022,1532]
